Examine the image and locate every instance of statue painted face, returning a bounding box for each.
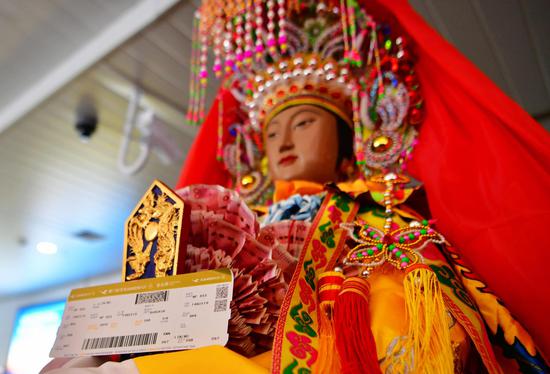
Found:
[264,105,342,184]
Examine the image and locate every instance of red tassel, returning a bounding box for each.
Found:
[334,277,381,374]
[315,271,345,374]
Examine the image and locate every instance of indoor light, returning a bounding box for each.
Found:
[36,242,58,255]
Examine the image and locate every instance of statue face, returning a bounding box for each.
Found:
[264,105,340,184]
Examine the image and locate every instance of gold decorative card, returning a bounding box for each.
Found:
[122,180,189,281]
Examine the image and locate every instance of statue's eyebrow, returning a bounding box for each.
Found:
[267,107,321,132]
[289,109,321,123]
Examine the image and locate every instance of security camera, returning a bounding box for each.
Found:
[75,96,98,141]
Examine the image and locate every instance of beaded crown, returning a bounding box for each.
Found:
[249,55,355,130]
[186,0,425,197]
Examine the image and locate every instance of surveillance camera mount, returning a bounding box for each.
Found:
[117,86,153,175]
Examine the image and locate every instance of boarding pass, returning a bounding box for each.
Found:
[50,268,233,357]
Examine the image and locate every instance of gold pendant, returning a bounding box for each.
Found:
[122,180,188,281]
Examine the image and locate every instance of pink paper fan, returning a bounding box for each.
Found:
[177,185,294,357]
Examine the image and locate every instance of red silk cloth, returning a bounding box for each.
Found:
[176,0,550,356]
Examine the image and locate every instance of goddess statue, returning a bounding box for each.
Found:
[171,0,550,372]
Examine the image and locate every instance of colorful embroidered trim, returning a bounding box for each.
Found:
[425,254,503,374]
[271,191,358,373]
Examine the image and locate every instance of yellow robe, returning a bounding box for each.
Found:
[135,180,473,373]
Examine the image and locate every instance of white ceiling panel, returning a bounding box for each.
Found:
[0,0,137,109]
[474,0,550,114]
[412,0,515,97]
[409,0,550,121]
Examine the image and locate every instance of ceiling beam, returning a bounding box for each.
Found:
[0,0,181,135]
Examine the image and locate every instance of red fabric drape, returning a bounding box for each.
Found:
[177,89,237,188]
[176,0,550,357]
[377,0,550,357]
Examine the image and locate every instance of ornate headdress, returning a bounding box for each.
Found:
[186,0,424,203]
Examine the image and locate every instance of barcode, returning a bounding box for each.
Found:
[81,332,158,350]
[215,285,229,299]
[135,290,168,304]
[214,299,227,312]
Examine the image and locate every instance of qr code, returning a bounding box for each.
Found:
[135,290,168,305]
[216,285,229,299]
[214,299,227,312]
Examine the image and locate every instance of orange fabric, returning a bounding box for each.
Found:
[250,351,273,370]
[133,346,269,374]
[273,179,372,202]
[273,180,325,202]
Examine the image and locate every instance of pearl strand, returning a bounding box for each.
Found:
[382,173,397,231]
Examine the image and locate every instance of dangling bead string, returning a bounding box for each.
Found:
[186,11,200,125]
[235,126,243,192]
[198,73,207,122]
[196,11,206,125]
[346,0,360,66]
[277,0,287,54]
[382,174,395,233]
[366,21,376,66]
[244,0,254,66]
[213,16,224,78]
[224,20,236,75]
[398,138,418,174]
[197,22,209,124]
[352,87,366,176]
[216,96,224,162]
[235,13,245,67]
[339,0,350,63]
[254,0,265,60]
[266,0,277,55]
[373,28,384,98]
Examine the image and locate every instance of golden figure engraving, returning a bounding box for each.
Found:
[153,194,179,277]
[126,220,152,281]
[122,180,185,281]
[125,191,158,280]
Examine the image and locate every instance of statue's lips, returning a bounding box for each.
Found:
[278,155,297,166]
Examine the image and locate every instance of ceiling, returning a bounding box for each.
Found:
[0,0,136,111]
[0,0,549,299]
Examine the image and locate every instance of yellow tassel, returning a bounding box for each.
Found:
[391,264,454,374]
[314,271,345,374]
[316,302,340,374]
